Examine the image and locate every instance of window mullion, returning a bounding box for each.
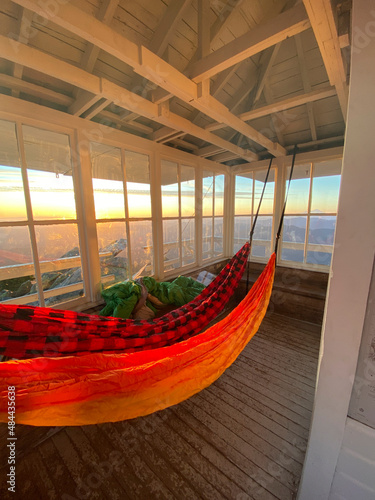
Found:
[121,148,132,279]
[16,122,45,307]
[305,163,314,263]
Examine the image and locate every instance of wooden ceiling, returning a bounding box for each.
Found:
[0,0,351,165]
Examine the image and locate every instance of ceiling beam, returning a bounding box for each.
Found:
[68,92,102,116]
[302,0,348,120]
[252,42,282,106]
[0,35,257,162]
[83,98,111,120]
[189,4,311,82]
[295,33,317,141]
[10,0,283,157]
[197,0,210,60]
[205,86,337,131]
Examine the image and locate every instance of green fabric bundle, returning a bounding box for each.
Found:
[99,276,205,319]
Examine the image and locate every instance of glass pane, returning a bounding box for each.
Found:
[281,248,304,263]
[27,168,77,220]
[214,217,223,255]
[306,250,333,266]
[282,216,307,243]
[235,175,253,215]
[22,125,76,220]
[163,219,180,270]
[182,219,195,266]
[234,216,251,253]
[214,175,225,216]
[161,160,179,218]
[0,120,21,168]
[0,226,36,303]
[35,224,84,306]
[0,166,28,222]
[202,217,213,260]
[203,172,214,216]
[255,169,275,215]
[285,164,311,214]
[90,142,124,219]
[181,166,195,217]
[308,216,336,245]
[252,216,273,259]
[311,160,341,213]
[125,151,151,218]
[281,216,306,263]
[129,220,153,277]
[97,221,129,285]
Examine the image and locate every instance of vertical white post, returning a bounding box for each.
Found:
[297,0,375,498]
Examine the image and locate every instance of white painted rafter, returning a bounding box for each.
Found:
[302,0,348,120]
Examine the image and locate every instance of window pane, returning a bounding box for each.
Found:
[0,226,36,303]
[0,166,27,222]
[182,219,195,266]
[234,216,251,253]
[308,216,336,245]
[163,219,180,270]
[22,125,76,220]
[129,220,153,277]
[181,166,195,217]
[203,172,214,216]
[0,120,21,168]
[214,217,223,255]
[306,250,333,266]
[235,175,253,215]
[215,175,225,216]
[281,216,306,263]
[255,169,275,215]
[90,143,124,219]
[311,160,341,213]
[125,151,151,218]
[97,221,129,285]
[285,164,311,214]
[161,160,179,218]
[0,121,27,222]
[202,217,213,260]
[252,216,273,259]
[35,224,84,306]
[282,216,307,243]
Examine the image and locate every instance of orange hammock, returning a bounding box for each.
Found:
[0,254,275,426]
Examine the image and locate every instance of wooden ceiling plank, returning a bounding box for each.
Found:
[151,0,245,104]
[9,0,281,157]
[253,42,282,106]
[295,33,317,141]
[12,7,33,97]
[302,0,348,120]
[263,84,285,146]
[189,4,311,82]
[151,0,192,57]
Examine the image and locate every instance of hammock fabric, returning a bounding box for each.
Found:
[0,243,249,359]
[0,253,275,426]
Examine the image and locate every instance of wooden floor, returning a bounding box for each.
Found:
[0,311,321,500]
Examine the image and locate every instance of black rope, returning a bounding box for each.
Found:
[274,145,298,255]
[246,156,273,293]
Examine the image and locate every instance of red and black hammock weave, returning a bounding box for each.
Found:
[0,243,250,360]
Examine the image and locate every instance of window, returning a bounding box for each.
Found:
[0,119,85,307]
[281,159,341,267]
[161,160,196,272]
[234,168,276,259]
[202,172,225,260]
[90,143,153,285]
